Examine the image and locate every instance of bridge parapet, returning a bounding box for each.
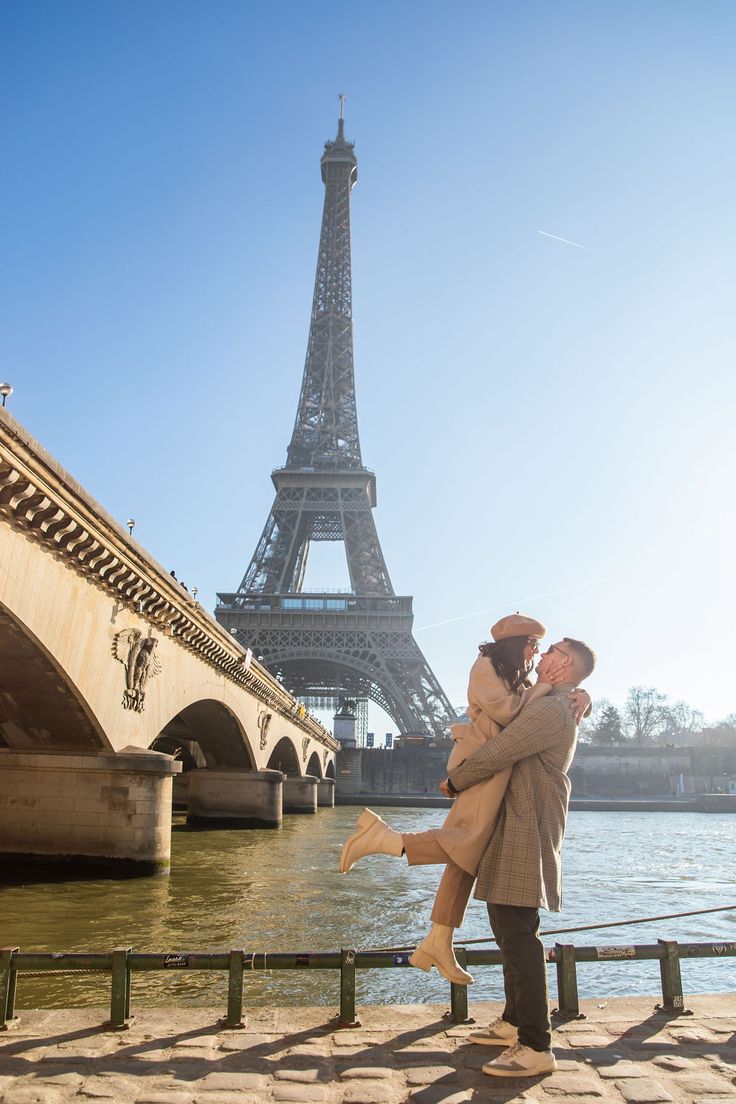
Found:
[0,408,338,754]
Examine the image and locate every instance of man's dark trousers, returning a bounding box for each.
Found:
[487,903,551,1052]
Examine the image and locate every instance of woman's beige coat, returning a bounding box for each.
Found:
[433,655,549,875]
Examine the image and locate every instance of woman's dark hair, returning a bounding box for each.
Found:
[478,636,534,692]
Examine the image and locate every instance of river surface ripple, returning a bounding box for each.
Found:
[2,809,734,1009]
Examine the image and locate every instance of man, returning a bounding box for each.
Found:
[443,636,596,1078]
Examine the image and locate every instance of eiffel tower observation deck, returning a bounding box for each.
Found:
[216,107,456,738]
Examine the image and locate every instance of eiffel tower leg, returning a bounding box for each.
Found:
[343,509,393,595]
[365,633,456,737]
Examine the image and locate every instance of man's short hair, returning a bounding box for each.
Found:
[563,637,596,681]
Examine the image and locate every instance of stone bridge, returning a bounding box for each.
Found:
[0,409,340,874]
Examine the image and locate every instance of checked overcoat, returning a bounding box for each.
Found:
[448,686,579,911]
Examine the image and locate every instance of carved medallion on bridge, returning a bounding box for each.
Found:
[112,629,161,713]
[323,749,329,768]
[301,736,310,763]
[257,708,272,751]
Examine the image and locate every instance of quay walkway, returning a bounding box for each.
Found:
[0,994,733,1104]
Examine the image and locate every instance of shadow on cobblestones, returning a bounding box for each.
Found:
[0,995,733,1104]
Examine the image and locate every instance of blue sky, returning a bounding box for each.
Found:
[2,1,735,733]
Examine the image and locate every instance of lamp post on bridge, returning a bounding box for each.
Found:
[0,383,13,408]
[127,519,136,536]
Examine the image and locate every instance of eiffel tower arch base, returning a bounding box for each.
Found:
[217,596,454,739]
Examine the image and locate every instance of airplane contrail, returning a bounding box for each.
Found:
[416,576,614,632]
[537,229,596,253]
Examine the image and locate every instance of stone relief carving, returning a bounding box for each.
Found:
[112,629,161,713]
[301,736,310,763]
[323,749,329,767]
[257,708,272,751]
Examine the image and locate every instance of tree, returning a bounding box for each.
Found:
[591,703,625,745]
[658,700,704,745]
[697,717,736,747]
[623,686,668,746]
[577,698,609,744]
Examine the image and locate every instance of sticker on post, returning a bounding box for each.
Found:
[163,954,189,968]
[392,953,411,966]
[596,947,636,959]
[296,954,310,967]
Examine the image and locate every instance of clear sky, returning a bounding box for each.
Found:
[2,1,735,736]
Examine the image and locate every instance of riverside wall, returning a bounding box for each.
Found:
[336,743,736,800]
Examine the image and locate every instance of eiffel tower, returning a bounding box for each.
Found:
[216,107,455,738]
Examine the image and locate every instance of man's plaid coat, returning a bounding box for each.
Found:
[448,687,579,911]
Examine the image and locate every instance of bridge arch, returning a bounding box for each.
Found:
[305,751,323,779]
[267,736,301,775]
[325,759,336,780]
[153,699,256,770]
[0,601,108,751]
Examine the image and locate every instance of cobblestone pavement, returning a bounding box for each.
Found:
[0,995,733,1104]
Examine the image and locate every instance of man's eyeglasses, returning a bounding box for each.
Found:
[549,644,572,660]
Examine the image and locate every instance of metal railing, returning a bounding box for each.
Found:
[1,940,734,1032]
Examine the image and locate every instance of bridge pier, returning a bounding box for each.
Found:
[186,768,284,828]
[283,775,318,814]
[317,778,335,807]
[334,748,363,795]
[0,747,180,876]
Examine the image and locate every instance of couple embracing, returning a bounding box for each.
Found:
[340,613,596,1079]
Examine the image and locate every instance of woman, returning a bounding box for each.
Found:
[339,613,590,985]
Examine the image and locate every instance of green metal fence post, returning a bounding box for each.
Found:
[124,951,132,1020]
[338,948,360,1028]
[225,950,245,1029]
[0,948,20,1030]
[108,947,133,1029]
[449,948,472,1023]
[554,943,580,1017]
[658,940,685,1013]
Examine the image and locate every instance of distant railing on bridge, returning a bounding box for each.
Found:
[2,939,733,1032]
[216,593,414,615]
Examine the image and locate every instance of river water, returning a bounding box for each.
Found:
[2,809,734,1010]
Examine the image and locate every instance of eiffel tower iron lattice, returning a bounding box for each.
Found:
[216,112,456,738]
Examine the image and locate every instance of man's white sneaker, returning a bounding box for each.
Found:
[482,1042,557,1078]
[469,1016,519,1045]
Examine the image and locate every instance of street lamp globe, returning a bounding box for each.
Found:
[127,519,136,536]
[0,383,13,408]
